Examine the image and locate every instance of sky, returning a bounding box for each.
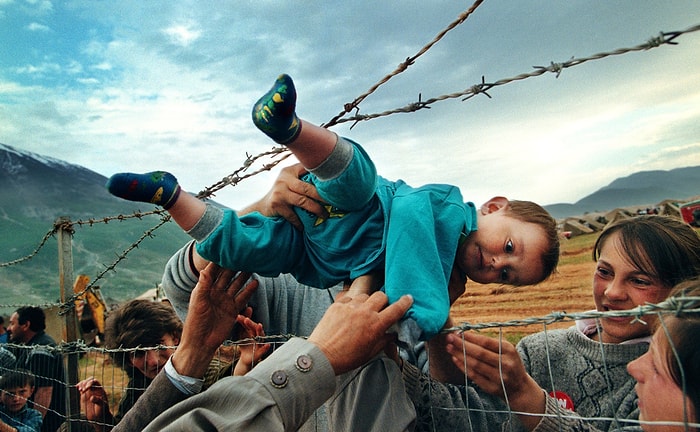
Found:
[1,0,699,211]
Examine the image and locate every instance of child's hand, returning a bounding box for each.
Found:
[233,316,271,376]
[77,377,114,425]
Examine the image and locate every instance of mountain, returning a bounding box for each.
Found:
[0,143,192,312]
[1,143,698,311]
[543,166,700,219]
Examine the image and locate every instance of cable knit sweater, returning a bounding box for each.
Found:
[520,324,648,431]
[403,322,649,431]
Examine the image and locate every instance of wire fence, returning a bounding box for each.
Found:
[1,1,699,430]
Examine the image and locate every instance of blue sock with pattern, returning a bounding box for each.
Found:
[252,74,302,144]
[106,171,181,209]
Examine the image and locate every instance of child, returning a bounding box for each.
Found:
[107,74,559,340]
[0,369,43,432]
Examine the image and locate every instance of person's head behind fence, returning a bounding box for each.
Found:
[0,368,35,391]
[14,306,46,332]
[627,277,700,430]
[104,299,182,370]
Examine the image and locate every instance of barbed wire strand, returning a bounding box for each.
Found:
[1,20,698,312]
[191,23,700,201]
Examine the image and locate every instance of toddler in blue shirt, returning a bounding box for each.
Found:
[107,75,559,340]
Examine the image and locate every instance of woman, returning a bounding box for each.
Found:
[626,278,699,432]
[533,277,700,431]
[401,215,700,431]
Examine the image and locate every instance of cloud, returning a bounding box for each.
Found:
[14,62,60,76]
[162,22,201,47]
[25,21,48,31]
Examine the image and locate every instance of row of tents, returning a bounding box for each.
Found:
[559,198,700,238]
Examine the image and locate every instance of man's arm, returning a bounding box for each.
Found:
[113,265,258,432]
[141,291,412,431]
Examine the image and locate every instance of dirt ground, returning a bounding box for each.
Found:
[450,232,599,341]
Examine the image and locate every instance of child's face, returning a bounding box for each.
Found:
[1,384,32,413]
[456,204,548,286]
[128,333,179,379]
[627,328,695,431]
[592,231,669,344]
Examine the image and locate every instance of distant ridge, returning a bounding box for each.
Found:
[543,166,700,219]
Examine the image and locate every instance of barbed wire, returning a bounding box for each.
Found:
[1,14,698,317]
[193,22,700,201]
[58,214,173,314]
[0,209,166,269]
[323,0,485,129]
[446,294,700,332]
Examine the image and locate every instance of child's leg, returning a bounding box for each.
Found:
[252,74,337,170]
[106,171,206,231]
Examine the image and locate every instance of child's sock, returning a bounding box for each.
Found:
[252,74,301,144]
[106,171,181,209]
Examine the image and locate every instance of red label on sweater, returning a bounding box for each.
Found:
[549,391,575,411]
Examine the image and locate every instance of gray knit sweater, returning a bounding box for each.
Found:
[520,325,647,431]
[403,323,648,431]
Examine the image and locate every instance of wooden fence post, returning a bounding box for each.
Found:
[56,216,80,427]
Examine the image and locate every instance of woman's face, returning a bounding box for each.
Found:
[128,333,179,379]
[627,328,696,431]
[592,231,669,344]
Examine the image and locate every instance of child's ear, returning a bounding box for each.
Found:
[480,196,509,214]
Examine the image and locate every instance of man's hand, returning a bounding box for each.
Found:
[239,163,328,230]
[172,263,259,379]
[309,291,412,375]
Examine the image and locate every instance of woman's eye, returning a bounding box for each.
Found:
[596,267,612,278]
[630,277,653,288]
[500,268,509,282]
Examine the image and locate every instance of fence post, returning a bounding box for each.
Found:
[57,216,80,428]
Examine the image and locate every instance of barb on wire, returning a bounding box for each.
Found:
[462,76,494,100]
[59,214,172,315]
[324,0,485,128]
[333,23,700,127]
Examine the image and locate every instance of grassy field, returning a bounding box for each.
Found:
[450,231,600,343]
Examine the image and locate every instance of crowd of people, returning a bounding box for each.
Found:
[2,74,699,432]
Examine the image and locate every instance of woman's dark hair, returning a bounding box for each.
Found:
[662,278,700,426]
[593,215,700,288]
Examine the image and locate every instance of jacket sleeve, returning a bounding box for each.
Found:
[142,338,335,432]
[112,372,189,432]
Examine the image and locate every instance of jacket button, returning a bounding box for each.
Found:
[295,354,312,372]
[270,370,288,388]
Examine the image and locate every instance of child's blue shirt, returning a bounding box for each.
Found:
[0,404,43,432]
[195,139,477,339]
